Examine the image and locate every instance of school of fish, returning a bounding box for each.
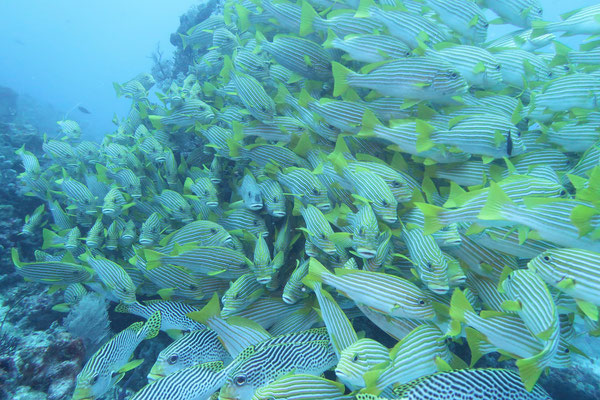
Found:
[11,0,600,399]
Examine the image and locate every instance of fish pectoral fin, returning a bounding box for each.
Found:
[556,277,575,290]
[575,299,599,321]
[118,358,144,374]
[501,300,522,312]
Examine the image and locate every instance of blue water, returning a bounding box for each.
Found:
[0,0,597,141]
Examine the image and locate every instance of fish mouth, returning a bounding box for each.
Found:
[248,203,263,211]
[147,371,165,382]
[357,248,377,259]
[256,276,272,284]
[324,247,338,256]
[206,201,219,207]
[139,239,154,246]
[428,284,450,294]
[272,210,286,217]
[282,295,296,304]
[383,216,398,223]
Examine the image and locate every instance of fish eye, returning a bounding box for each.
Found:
[189,284,198,290]
[272,196,278,202]
[418,299,426,305]
[565,348,570,354]
[320,233,326,239]
[311,188,319,196]
[327,124,336,130]
[358,227,364,236]
[426,262,432,270]
[235,375,247,386]
[233,292,240,300]
[542,255,552,262]
[449,71,458,79]
[253,219,258,226]
[381,200,388,207]
[494,64,501,71]
[210,228,217,234]
[404,51,411,57]
[168,354,179,365]
[483,22,489,28]
[352,353,359,362]
[560,190,567,196]
[392,181,401,188]
[90,374,100,385]
[204,190,209,195]
[248,191,252,198]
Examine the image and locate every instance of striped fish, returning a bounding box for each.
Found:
[155,189,194,224]
[149,329,232,381]
[468,225,559,259]
[529,248,600,314]
[478,183,600,252]
[346,203,379,259]
[350,159,414,203]
[258,33,332,80]
[332,58,467,101]
[15,145,41,176]
[482,0,543,28]
[300,91,368,134]
[234,49,270,81]
[133,361,226,400]
[494,49,552,89]
[219,333,336,400]
[342,167,398,224]
[323,31,411,64]
[299,204,337,255]
[335,338,390,390]
[485,28,554,51]
[418,175,565,234]
[106,167,142,199]
[186,177,219,208]
[357,111,468,164]
[304,258,435,320]
[282,259,310,304]
[220,208,269,238]
[533,4,600,35]
[238,171,263,211]
[180,15,226,49]
[530,73,600,113]
[115,300,205,332]
[364,324,453,393]
[251,374,350,400]
[135,257,206,300]
[11,248,93,285]
[81,253,137,304]
[42,140,78,166]
[492,270,558,390]
[155,99,215,127]
[382,368,552,400]
[401,209,450,294]
[85,217,104,249]
[21,204,45,236]
[160,220,233,253]
[72,312,161,400]
[427,45,502,89]
[305,280,358,359]
[229,68,276,123]
[360,4,450,49]
[277,167,330,211]
[242,143,311,169]
[145,245,250,280]
[424,0,488,43]
[59,175,97,213]
[259,178,286,218]
[139,212,162,247]
[301,2,382,37]
[222,273,265,316]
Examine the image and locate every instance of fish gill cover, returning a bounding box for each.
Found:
[3,0,600,399]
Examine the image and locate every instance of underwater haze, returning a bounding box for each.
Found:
[3,0,600,399]
[0,0,201,140]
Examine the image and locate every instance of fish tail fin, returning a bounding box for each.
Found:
[11,248,21,269]
[112,82,122,97]
[143,249,164,270]
[142,310,162,340]
[235,3,251,32]
[42,228,61,249]
[179,33,188,49]
[571,204,599,237]
[415,202,447,234]
[323,29,337,49]
[478,181,516,221]
[332,62,354,97]
[465,327,489,367]
[187,292,221,324]
[516,350,546,392]
[449,288,474,326]
[355,0,375,18]
[300,0,318,36]
[358,109,381,138]
[303,257,330,285]
[415,120,436,152]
